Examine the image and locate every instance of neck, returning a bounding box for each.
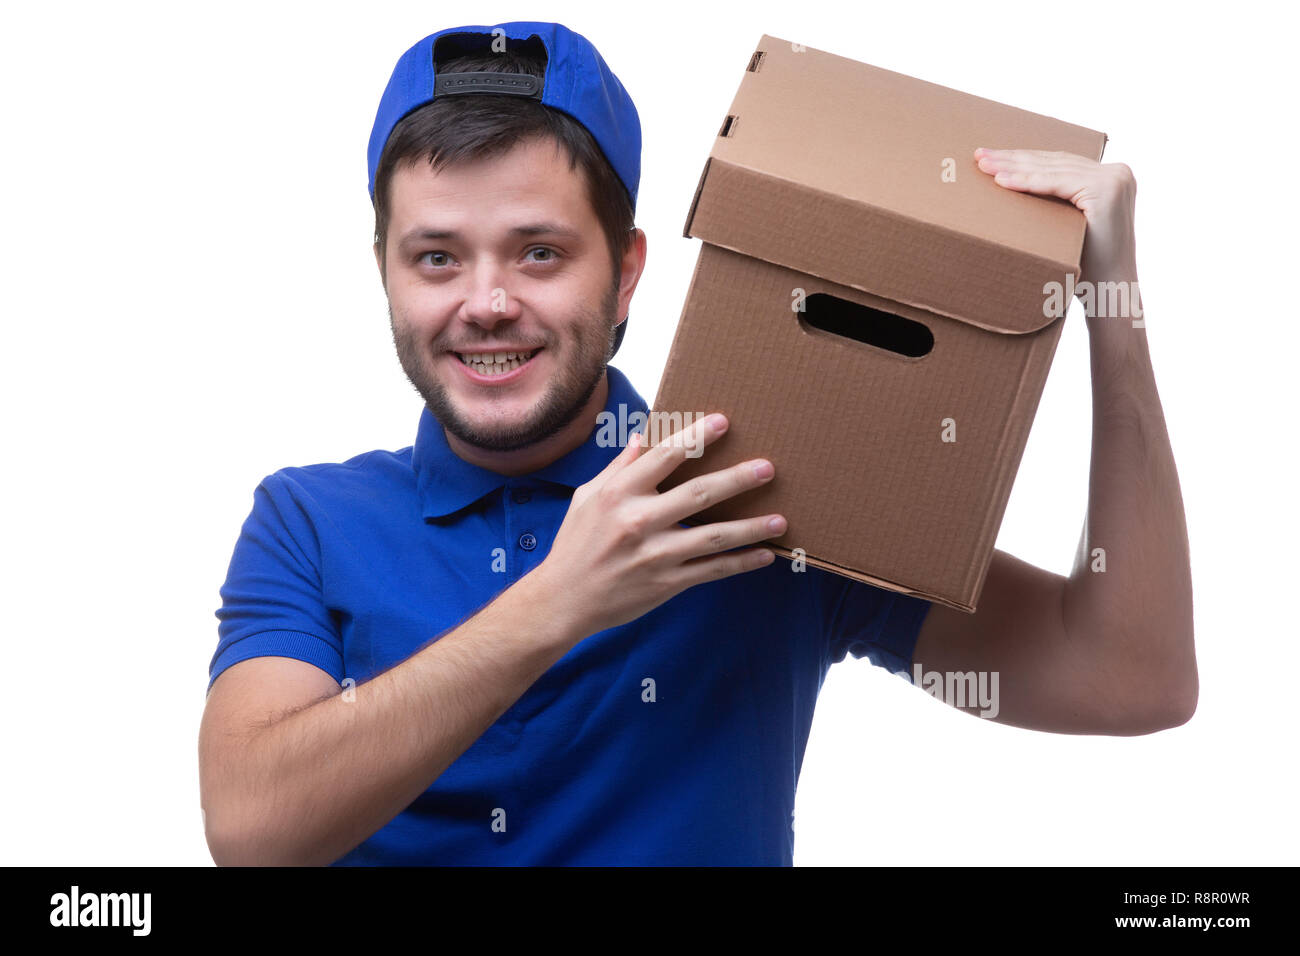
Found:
[443,370,609,477]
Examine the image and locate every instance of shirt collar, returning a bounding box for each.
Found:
[411,364,648,520]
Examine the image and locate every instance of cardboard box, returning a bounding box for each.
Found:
[649,36,1108,612]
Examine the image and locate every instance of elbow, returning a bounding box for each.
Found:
[1084,616,1198,735]
[1114,656,1199,736]
[1124,684,1196,735]
[204,806,325,867]
[203,803,253,867]
[1148,629,1200,731]
[1158,671,1199,729]
[200,766,269,865]
[200,753,329,865]
[203,800,271,867]
[202,788,325,867]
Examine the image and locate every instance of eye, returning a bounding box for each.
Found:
[525,246,560,264]
[419,251,453,268]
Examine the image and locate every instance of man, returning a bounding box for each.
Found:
[199,21,1197,866]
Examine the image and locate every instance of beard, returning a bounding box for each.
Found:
[390,276,621,453]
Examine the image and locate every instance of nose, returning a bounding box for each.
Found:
[460,258,523,330]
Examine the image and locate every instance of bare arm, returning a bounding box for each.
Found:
[910,150,1197,735]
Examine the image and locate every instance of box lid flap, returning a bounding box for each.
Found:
[683,36,1108,334]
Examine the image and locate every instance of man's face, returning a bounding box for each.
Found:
[378,135,633,453]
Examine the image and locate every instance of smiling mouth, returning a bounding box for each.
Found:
[454,349,541,376]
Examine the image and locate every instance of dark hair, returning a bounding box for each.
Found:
[371,47,636,288]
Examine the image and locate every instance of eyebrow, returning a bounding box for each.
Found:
[397,222,584,248]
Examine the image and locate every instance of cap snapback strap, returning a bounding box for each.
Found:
[433,72,543,99]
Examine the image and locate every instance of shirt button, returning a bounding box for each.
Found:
[511,488,532,504]
[518,532,537,551]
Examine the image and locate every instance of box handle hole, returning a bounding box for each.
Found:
[800,292,934,357]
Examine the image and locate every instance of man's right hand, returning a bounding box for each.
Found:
[532,412,786,636]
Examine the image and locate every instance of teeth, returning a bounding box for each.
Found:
[458,349,537,375]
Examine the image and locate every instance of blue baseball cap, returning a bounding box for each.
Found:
[367,21,641,209]
[367,21,640,356]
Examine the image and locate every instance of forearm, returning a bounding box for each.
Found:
[1063,282,1197,726]
[210,564,587,866]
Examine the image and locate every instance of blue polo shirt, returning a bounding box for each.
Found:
[210,364,931,865]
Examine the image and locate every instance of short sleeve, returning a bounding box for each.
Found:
[209,472,344,691]
[820,571,932,681]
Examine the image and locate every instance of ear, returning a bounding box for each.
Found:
[615,228,648,322]
[373,236,386,291]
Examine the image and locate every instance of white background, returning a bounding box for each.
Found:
[1,0,1295,866]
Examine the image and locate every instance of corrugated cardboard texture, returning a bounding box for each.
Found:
[652,36,1107,612]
